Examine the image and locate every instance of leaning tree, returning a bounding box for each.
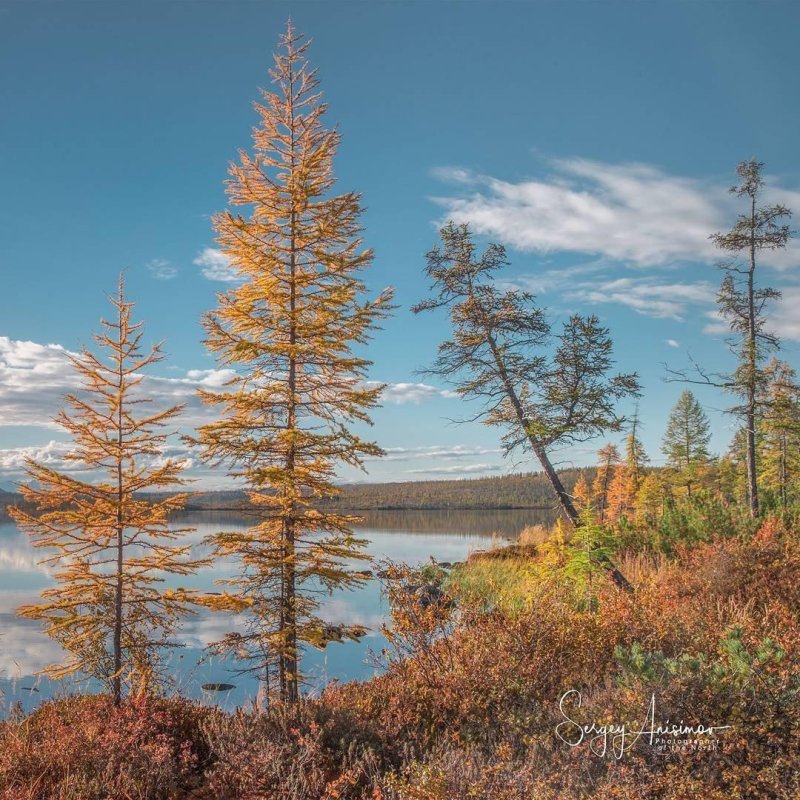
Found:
[414,222,640,590]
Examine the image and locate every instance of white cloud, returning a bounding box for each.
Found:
[0,338,78,428]
[193,248,240,282]
[0,337,234,430]
[147,258,178,280]
[406,463,504,476]
[499,260,608,295]
[666,339,681,348]
[770,287,800,341]
[0,440,74,475]
[377,445,500,462]
[567,277,717,320]
[369,382,458,405]
[434,158,800,270]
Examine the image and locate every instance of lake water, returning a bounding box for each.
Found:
[0,508,554,713]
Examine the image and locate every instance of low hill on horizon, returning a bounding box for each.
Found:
[181,468,599,511]
[0,467,635,517]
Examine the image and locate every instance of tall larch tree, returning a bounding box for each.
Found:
[661,390,712,498]
[623,412,649,498]
[414,222,640,591]
[195,24,393,702]
[9,279,204,706]
[711,159,791,517]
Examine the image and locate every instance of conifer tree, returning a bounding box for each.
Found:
[759,359,800,509]
[414,222,640,591]
[711,160,791,517]
[661,390,712,497]
[195,24,393,702]
[572,472,594,514]
[724,428,751,506]
[606,465,629,525]
[592,443,621,523]
[607,415,649,521]
[623,412,649,498]
[635,472,671,522]
[9,279,203,706]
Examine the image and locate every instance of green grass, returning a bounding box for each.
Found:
[448,556,540,615]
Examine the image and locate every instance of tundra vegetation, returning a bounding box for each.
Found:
[2,23,799,800]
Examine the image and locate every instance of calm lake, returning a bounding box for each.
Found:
[0,508,555,713]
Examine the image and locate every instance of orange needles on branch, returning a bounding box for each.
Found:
[10,277,205,705]
[193,23,393,702]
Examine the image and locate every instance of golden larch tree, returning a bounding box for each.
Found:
[571,472,594,515]
[606,419,649,522]
[592,443,621,523]
[605,468,630,524]
[10,278,205,705]
[195,24,393,702]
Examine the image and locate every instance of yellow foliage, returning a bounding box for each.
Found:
[10,278,206,704]
[193,23,393,701]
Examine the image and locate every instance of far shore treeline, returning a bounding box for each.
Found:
[2,469,596,516]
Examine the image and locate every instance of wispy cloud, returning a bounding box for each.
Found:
[147,258,178,280]
[376,445,500,462]
[369,382,458,405]
[405,463,504,476]
[433,158,800,270]
[193,248,240,282]
[771,287,800,341]
[0,440,74,475]
[0,337,467,485]
[0,337,234,430]
[665,339,681,348]
[567,277,717,320]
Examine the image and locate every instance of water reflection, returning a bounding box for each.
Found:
[0,510,531,712]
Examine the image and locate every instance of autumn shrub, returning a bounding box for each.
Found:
[2,514,799,799]
[359,513,800,798]
[329,574,624,758]
[446,557,536,613]
[647,492,755,556]
[517,523,550,546]
[200,701,383,799]
[0,695,214,800]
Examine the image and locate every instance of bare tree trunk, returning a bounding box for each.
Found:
[113,294,124,707]
[113,519,123,706]
[277,58,300,704]
[283,190,299,703]
[745,194,760,518]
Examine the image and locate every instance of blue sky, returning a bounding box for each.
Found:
[1,0,799,487]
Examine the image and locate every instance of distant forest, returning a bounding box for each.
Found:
[0,469,608,519]
[317,469,597,510]
[172,468,603,512]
